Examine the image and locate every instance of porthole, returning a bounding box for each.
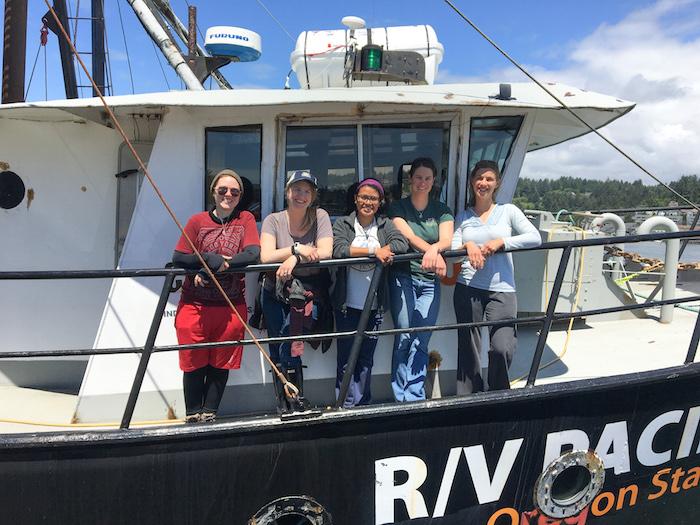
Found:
[0,170,25,209]
[249,496,332,525]
[534,450,605,519]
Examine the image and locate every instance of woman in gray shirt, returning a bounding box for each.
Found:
[260,170,333,413]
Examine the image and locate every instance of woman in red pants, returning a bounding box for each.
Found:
[172,169,260,423]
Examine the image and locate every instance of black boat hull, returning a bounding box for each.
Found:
[2,363,700,525]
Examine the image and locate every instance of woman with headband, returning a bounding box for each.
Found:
[331,178,408,407]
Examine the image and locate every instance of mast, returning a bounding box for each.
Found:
[127,0,203,90]
[2,0,28,104]
[91,0,105,96]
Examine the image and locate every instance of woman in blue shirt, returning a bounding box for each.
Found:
[451,160,541,393]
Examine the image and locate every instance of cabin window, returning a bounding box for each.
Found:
[284,125,358,216]
[362,122,450,205]
[283,121,450,214]
[205,125,262,220]
[467,116,523,175]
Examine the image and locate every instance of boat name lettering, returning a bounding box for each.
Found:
[374,406,700,524]
[489,463,700,524]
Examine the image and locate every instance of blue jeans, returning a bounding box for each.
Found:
[260,287,299,368]
[388,272,441,402]
[334,307,382,408]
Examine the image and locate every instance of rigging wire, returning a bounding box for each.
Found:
[255,0,295,42]
[116,0,136,93]
[25,41,44,100]
[443,0,700,213]
[44,36,48,100]
[41,0,302,406]
[150,39,172,90]
[101,0,114,95]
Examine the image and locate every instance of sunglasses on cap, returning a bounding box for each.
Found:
[216,187,241,197]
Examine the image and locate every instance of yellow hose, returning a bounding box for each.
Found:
[0,417,183,429]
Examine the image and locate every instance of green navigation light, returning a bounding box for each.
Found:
[361,45,383,72]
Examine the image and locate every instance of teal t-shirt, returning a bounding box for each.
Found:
[387,197,454,280]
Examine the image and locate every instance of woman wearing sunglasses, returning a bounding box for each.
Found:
[331,178,408,407]
[172,169,261,423]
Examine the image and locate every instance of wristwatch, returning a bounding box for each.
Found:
[291,242,300,256]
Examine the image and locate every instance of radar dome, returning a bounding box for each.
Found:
[205,27,261,62]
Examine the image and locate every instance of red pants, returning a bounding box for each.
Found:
[175,302,247,371]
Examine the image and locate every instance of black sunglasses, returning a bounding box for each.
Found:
[216,187,241,197]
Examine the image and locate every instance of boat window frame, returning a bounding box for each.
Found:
[463,114,525,209]
[275,112,460,215]
[204,124,264,220]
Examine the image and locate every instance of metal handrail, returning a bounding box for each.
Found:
[2,229,700,427]
[2,229,699,281]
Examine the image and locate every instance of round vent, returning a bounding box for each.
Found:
[0,171,26,209]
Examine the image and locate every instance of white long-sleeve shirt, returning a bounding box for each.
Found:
[451,203,542,292]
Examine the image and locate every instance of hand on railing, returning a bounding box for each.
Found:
[374,245,395,265]
[465,241,485,270]
[481,238,505,257]
[194,256,230,287]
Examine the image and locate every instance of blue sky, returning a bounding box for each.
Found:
[11,0,657,97]
[4,0,700,182]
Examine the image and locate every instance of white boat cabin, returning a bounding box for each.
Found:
[0,83,633,421]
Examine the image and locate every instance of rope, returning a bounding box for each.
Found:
[443,0,700,213]
[41,0,300,404]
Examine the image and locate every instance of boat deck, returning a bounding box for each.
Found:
[1,282,698,435]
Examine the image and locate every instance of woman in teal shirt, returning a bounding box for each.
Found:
[387,157,454,402]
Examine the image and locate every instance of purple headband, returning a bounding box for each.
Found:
[356,178,385,199]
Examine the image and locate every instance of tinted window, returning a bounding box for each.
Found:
[285,126,358,216]
[467,116,523,175]
[363,122,450,205]
[206,125,262,220]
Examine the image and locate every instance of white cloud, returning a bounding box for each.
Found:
[445,0,700,183]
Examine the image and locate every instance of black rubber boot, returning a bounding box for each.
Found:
[272,364,291,415]
[286,363,311,412]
